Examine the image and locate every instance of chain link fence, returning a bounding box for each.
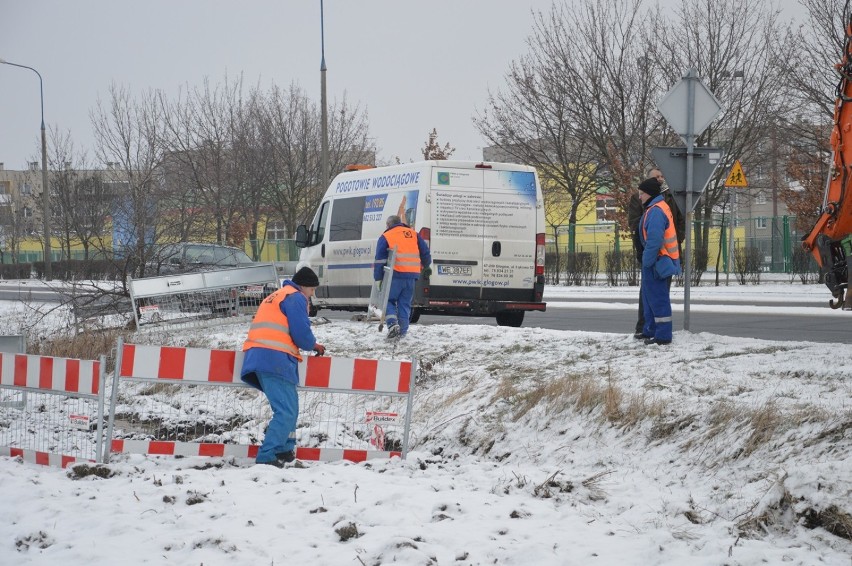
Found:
[545,217,820,285]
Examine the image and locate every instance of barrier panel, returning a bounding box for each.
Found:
[0,335,26,409]
[106,339,416,463]
[129,264,279,328]
[0,351,106,468]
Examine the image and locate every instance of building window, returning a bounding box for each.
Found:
[756,192,767,205]
[755,217,768,229]
[595,195,617,223]
[20,182,31,195]
[266,221,288,241]
[22,206,33,218]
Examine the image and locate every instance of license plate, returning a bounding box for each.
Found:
[438,265,472,276]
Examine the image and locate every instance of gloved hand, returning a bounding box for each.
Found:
[421,266,432,278]
[313,343,326,356]
[376,280,382,291]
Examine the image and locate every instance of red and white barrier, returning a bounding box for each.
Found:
[109,440,401,462]
[0,352,100,395]
[0,447,91,469]
[107,340,416,464]
[118,343,411,393]
[0,352,106,469]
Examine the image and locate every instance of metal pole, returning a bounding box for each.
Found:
[726,187,733,285]
[683,69,697,331]
[0,59,51,279]
[320,0,330,191]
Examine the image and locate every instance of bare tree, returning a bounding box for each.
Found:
[260,83,321,238]
[47,127,111,261]
[160,76,252,246]
[655,0,796,280]
[422,128,455,160]
[261,86,372,236]
[785,0,850,235]
[789,0,851,119]
[475,0,650,252]
[231,86,273,260]
[90,82,167,280]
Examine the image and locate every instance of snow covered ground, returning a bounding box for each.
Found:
[1,284,851,565]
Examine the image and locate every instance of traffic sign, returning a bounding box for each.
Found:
[724,160,748,187]
[652,146,725,213]
[657,71,724,144]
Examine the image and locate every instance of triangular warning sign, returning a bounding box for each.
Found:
[724,160,748,188]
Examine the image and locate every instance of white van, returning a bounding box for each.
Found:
[294,160,546,326]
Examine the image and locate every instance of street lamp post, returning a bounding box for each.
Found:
[0,58,51,279]
[319,0,329,191]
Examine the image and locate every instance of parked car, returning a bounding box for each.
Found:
[146,242,256,276]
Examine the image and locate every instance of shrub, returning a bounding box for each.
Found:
[734,246,762,284]
[565,252,598,286]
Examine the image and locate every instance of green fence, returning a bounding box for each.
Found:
[546,216,819,281]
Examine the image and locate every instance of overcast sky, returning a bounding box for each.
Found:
[2,1,808,171]
[0,0,558,170]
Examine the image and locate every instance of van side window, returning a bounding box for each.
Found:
[310,201,330,246]
[330,196,366,242]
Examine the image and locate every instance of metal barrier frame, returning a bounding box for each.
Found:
[0,351,106,467]
[0,335,26,409]
[106,338,416,463]
[128,263,279,328]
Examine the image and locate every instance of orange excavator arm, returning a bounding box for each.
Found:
[802,9,852,309]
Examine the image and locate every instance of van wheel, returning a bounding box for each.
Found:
[409,308,421,324]
[309,301,318,317]
[496,312,524,327]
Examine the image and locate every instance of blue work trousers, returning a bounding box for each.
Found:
[255,371,298,463]
[641,265,674,341]
[385,277,415,336]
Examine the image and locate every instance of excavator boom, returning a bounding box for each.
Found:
[802,9,852,309]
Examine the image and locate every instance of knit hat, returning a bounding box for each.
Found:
[638,177,662,198]
[292,266,320,287]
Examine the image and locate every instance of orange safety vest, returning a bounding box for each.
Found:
[242,286,304,361]
[642,201,681,260]
[383,225,422,274]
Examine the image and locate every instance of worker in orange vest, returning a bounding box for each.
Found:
[241,266,325,467]
[374,215,432,340]
[638,177,681,345]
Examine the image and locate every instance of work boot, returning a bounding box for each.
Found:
[644,337,672,346]
[387,324,401,340]
[633,332,646,340]
[276,451,296,463]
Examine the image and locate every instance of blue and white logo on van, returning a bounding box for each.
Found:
[437,172,450,185]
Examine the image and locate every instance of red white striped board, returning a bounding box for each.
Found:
[0,446,92,469]
[118,344,412,393]
[109,439,401,463]
[0,352,100,395]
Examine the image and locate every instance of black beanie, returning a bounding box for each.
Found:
[638,177,662,198]
[292,266,320,287]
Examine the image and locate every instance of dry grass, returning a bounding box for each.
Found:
[802,505,852,542]
[34,328,130,370]
[741,401,782,456]
[491,371,664,428]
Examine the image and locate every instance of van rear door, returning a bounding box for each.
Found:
[481,168,539,301]
[428,168,485,302]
